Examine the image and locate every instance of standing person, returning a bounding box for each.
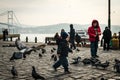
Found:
[88,20,101,58]
[54,32,61,46]
[53,29,71,74]
[2,29,6,41]
[103,27,112,51]
[5,29,8,41]
[75,33,81,46]
[69,24,76,50]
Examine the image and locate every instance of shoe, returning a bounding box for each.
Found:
[91,56,96,58]
[91,57,95,59]
[53,67,57,72]
[64,71,71,74]
[95,55,99,58]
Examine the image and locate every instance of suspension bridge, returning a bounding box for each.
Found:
[0,11,20,40]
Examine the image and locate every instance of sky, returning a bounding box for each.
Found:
[0,0,120,26]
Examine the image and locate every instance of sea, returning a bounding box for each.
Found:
[7,31,120,43]
[20,34,54,43]
[1,24,120,43]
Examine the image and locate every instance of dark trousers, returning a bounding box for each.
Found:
[103,40,110,51]
[70,40,76,49]
[53,56,69,71]
[3,35,5,41]
[119,40,120,49]
[90,41,98,57]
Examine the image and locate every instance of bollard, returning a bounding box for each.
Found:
[35,37,37,43]
[100,39,103,47]
[10,37,12,41]
[18,36,20,40]
[119,32,120,49]
[26,36,28,42]
[45,38,47,43]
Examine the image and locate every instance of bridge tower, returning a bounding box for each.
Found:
[7,11,14,33]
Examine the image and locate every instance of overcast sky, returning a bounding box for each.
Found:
[0,0,120,26]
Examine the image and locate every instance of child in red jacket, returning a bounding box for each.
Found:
[88,20,101,58]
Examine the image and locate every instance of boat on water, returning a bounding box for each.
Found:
[76,30,89,39]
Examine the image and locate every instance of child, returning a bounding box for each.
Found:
[53,29,71,74]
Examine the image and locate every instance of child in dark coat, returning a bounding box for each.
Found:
[53,29,71,74]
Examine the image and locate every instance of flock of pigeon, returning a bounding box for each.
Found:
[8,43,120,80]
[10,46,58,80]
[11,65,45,80]
[71,56,120,73]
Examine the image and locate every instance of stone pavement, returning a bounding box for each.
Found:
[0,42,120,80]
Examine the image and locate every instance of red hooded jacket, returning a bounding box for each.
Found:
[88,20,101,42]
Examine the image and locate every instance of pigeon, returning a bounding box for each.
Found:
[99,61,110,69]
[114,59,120,73]
[115,59,120,63]
[39,53,42,58]
[114,63,120,73]
[23,53,26,59]
[32,46,36,48]
[41,49,46,54]
[71,57,81,64]
[92,61,101,68]
[10,53,16,61]
[32,66,45,80]
[10,52,23,61]
[76,48,80,52]
[72,56,81,61]
[53,47,56,51]
[11,66,18,78]
[68,48,73,53]
[90,58,101,66]
[54,55,57,62]
[51,54,57,62]
[100,77,106,80]
[51,50,54,54]
[51,54,55,59]
[10,56,14,61]
[82,58,91,65]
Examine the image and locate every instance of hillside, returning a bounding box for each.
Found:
[0,23,120,34]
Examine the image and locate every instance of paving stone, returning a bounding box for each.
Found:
[0,41,120,80]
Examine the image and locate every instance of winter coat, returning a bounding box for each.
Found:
[57,40,70,57]
[103,29,112,41]
[61,32,68,40]
[88,20,101,42]
[70,28,75,40]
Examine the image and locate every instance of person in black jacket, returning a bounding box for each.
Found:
[69,24,76,49]
[53,29,71,74]
[2,29,6,41]
[103,27,112,51]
